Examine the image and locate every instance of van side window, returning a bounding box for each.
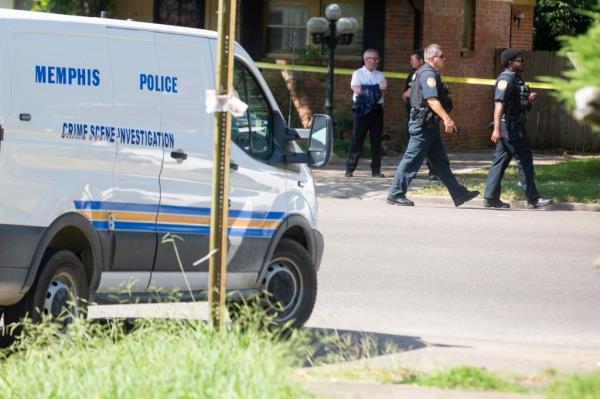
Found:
[232,61,274,161]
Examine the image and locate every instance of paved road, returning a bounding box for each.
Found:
[88,153,600,376]
[307,197,600,351]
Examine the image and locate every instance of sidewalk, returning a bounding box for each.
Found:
[312,151,600,212]
[307,381,544,399]
[303,336,600,399]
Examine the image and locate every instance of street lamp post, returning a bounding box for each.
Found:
[307,4,358,138]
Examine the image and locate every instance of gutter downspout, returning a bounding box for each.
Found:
[408,0,421,50]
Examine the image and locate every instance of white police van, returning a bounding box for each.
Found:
[0,10,331,328]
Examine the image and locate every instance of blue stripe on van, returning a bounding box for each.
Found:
[158,204,211,216]
[155,223,211,235]
[78,200,283,238]
[74,200,159,213]
[75,200,285,220]
[113,221,158,233]
[229,209,285,220]
[229,228,276,238]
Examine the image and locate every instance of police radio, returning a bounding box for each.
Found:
[520,83,531,110]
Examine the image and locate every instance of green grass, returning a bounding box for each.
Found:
[309,365,530,393]
[333,138,370,158]
[416,158,600,204]
[309,359,600,397]
[4,315,600,398]
[546,372,600,399]
[413,366,529,393]
[0,316,312,399]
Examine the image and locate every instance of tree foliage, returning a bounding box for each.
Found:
[546,5,600,129]
[534,0,597,51]
[31,0,113,17]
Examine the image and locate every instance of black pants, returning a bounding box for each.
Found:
[484,135,539,202]
[346,105,383,174]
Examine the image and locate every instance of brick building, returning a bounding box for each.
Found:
[2,0,537,149]
[116,0,536,150]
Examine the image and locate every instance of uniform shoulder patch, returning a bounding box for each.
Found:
[426,77,437,88]
[497,80,508,91]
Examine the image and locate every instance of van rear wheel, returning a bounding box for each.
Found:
[3,249,89,329]
[228,239,317,328]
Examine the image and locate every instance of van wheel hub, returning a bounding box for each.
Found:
[44,276,77,321]
[264,262,298,312]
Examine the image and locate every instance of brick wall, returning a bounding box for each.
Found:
[510,5,534,50]
[382,0,418,147]
[262,0,535,151]
[421,0,515,149]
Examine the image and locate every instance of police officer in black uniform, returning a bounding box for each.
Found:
[483,49,553,209]
[387,44,479,207]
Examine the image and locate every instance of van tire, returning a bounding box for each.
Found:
[229,239,317,328]
[3,249,89,328]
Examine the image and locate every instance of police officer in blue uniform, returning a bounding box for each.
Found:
[387,44,479,207]
[483,49,553,209]
[403,49,437,181]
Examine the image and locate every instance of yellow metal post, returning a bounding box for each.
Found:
[208,0,237,328]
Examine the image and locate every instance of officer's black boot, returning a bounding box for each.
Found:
[387,195,415,206]
[454,190,480,207]
[483,198,510,208]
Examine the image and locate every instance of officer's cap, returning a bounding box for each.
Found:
[501,48,523,67]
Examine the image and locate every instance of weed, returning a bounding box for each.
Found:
[332,138,371,159]
[306,329,401,366]
[414,366,529,393]
[308,365,530,393]
[417,158,600,204]
[0,315,312,399]
[546,372,600,399]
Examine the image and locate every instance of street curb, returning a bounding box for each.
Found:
[408,195,600,212]
[306,381,543,399]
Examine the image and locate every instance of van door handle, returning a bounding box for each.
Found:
[170,149,187,161]
[230,161,239,171]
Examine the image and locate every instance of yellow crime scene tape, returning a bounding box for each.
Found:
[255,62,556,90]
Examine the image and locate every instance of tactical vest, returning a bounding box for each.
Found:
[499,69,530,122]
[409,63,453,125]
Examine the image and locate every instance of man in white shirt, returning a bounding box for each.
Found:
[346,48,387,177]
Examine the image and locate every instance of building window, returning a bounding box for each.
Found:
[264,1,364,58]
[154,0,204,29]
[461,0,476,51]
[267,3,308,54]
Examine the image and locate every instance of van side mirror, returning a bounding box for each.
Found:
[307,114,332,167]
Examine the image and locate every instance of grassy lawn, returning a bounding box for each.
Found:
[415,158,600,204]
[0,317,312,399]
[2,316,599,398]
[309,365,600,398]
[547,372,600,399]
[309,365,531,394]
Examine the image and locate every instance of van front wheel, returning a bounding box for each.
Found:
[4,250,89,328]
[261,239,318,327]
[227,239,317,328]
